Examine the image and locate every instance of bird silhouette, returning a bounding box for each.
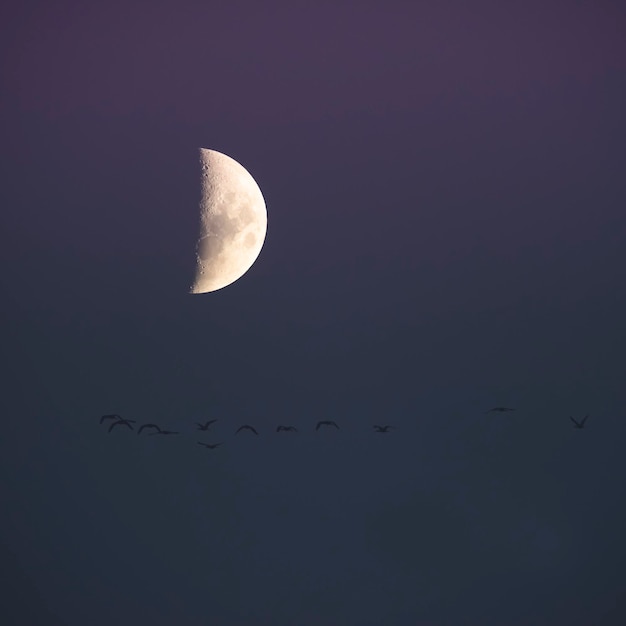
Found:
[100,415,122,424]
[108,419,135,433]
[236,425,259,435]
[196,419,218,431]
[486,407,516,413]
[100,413,137,424]
[197,442,221,449]
[138,424,161,435]
[570,415,589,429]
[149,429,180,435]
[316,420,339,431]
[373,425,393,432]
[276,425,298,433]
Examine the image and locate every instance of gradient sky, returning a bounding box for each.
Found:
[2,1,626,625]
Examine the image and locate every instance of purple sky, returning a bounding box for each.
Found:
[2,2,626,625]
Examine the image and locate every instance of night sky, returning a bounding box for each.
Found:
[2,1,626,624]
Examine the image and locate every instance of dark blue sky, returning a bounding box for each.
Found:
[2,1,626,625]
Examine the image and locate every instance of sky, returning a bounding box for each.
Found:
[2,1,626,624]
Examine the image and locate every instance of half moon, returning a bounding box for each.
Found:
[190,148,267,294]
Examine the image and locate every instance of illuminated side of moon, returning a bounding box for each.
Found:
[190,148,267,294]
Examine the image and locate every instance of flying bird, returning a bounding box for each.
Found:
[316,420,339,431]
[485,407,516,413]
[236,425,259,435]
[570,415,589,429]
[100,414,125,424]
[138,424,162,435]
[108,419,135,433]
[150,430,180,435]
[276,425,298,433]
[197,442,222,449]
[196,419,218,431]
[373,425,393,433]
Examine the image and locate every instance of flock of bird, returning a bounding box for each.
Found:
[98,407,590,449]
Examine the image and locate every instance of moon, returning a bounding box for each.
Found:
[190,148,267,294]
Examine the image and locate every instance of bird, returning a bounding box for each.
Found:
[100,414,126,424]
[373,425,393,433]
[316,420,339,431]
[150,430,180,435]
[570,415,589,429]
[197,442,221,449]
[196,419,218,431]
[108,418,135,433]
[236,425,259,435]
[485,407,516,413]
[137,423,162,435]
[276,425,298,433]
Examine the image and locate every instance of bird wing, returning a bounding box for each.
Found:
[108,420,125,433]
[330,421,339,428]
[581,414,589,425]
[276,426,283,432]
[139,424,159,434]
[569,416,580,426]
[236,425,258,434]
[207,419,218,426]
[197,442,208,447]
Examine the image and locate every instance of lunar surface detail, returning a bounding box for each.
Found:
[190,148,267,294]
